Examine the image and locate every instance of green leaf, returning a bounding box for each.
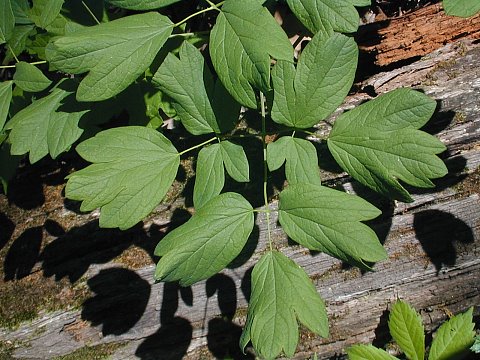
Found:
[193,143,224,210]
[347,344,399,360]
[47,108,88,159]
[13,62,52,93]
[240,250,328,360]
[154,192,254,286]
[210,0,293,108]
[429,307,475,360]
[7,86,72,163]
[328,88,448,202]
[471,335,480,353]
[271,31,358,128]
[29,0,64,29]
[46,12,173,102]
[0,81,13,131]
[0,0,15,44]
[388,300,424,360]
[278,183,386,268]
[443,0,480,17]
[153,41,239,135]
[4,25,35,63]
[286,0,359,34]
[66,126,179,230]
[220,141,249,182]
[12,0,33,25]
[107,0,182,10]
[267,136,321,185]
[347,0,371,7]
[193,141,250,209]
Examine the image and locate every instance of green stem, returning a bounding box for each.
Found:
[0,60,47,69]
[82,1,101,25]
[169,30,210,39]
[260,92,273,251]
[7,45,19,63]
[174,3,222,28]
[178,136,217,156]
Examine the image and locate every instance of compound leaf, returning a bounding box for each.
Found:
[267,137,321,185]
[210,0,293,108]
[347,344,399,360]
[272,31,357,128]
[443,0,480,17]
[286,0,359,34]
[154,192,254,286]
[193,143,224,210]
[388,300,424,360]
[153,41,238,135]
[220,140,249,182]
[0,81,13,131]
[13,61,52,93]
[328,88,448,202]
[278,183,386,268]
[29,0,64,29]
[66,126,179,230]
[107,0,182,10]
[429,307,475,360]
[46,12,173,102]
[0,0,15,44]
[240,250,328,360]
[8,86,71,163]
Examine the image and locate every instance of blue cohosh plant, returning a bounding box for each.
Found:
[348,300,478,360]
[1,0,477,359]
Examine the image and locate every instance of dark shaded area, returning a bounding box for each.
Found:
[82,268,151,336]
[4,227,43,281]
[422,108,456,135]
[206,274,254,360]
[241,267,254,303]
[136,283,193,360]
[0,212,15,250]
[413,210,474,272]
[40,221,147,283]
[372,308,393,349]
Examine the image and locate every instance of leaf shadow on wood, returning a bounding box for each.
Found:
[81,267,151,336]
[135,282,193,360]
[371,307,393,349]
[40,220,149,283]
[0,212,15,250]
[4,226,43,281]
[413,210,475,273]
[206,274,255,360]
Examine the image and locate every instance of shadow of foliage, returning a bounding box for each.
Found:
[136,282,193,360]
[81,268,151,336]
[0,212,15,250]
[4,226,43,281]
[206,274,254,360]
[413,210,474,272]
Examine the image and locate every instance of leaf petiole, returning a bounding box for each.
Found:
[7,45,19,63]
[260,91,273,250]
[82,1,100,25]
[174,2,223,28]
[0,60,47,69]
[178,136,218,156]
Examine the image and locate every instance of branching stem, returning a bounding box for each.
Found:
[7,45,20,63]
[82,1,101,25]
[0,60,47,69]
[178,136,217,156]
[174,2,223,28]
[260,92,273,251]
